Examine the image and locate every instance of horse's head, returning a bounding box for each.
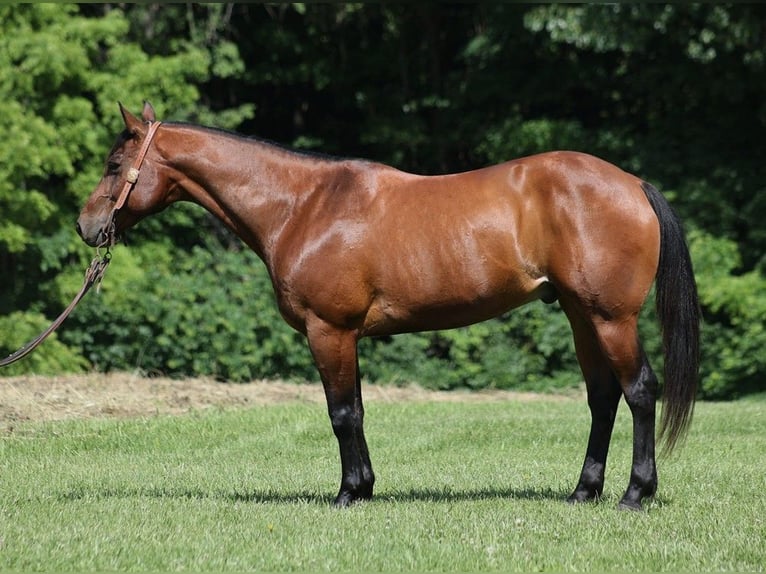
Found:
[77,101,173,247]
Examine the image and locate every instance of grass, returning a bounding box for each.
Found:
[1,391,765,571]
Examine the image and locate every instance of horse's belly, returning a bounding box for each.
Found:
[358,218,550,335]
[361,272,548,336]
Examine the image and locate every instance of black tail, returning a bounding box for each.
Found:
[642,182,701,453]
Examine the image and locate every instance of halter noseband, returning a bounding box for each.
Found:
[103,120,162,246]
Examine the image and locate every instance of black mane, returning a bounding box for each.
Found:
[165,121,353,163]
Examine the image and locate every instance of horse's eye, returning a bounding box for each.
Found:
[107,161,121,174]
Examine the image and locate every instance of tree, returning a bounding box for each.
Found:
[0,4,241,372]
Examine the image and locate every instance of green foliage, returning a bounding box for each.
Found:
[0,4,252,372]
[361,304,580,392]
[0,311,88,375]
[689,231,766,398]
[1,5,765,398]
[58,243,316,382]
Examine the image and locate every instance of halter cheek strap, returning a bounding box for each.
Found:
[114,120,162,211]
[103,120,162,246]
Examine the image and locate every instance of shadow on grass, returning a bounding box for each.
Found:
[58,484,333,505]
[57,484,572,505]
[380,485,570,503]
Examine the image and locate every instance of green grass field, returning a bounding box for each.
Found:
[1,387,764,571]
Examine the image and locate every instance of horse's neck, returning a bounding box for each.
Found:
[165,125,331,264]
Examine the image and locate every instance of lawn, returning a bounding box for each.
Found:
[1,381,764,571]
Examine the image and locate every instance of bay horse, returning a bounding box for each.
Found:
[77,102,700,510]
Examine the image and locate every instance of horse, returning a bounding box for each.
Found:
[77,102,700,510]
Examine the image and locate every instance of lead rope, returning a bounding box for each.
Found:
[0,249,112,368]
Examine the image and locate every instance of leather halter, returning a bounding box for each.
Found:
[103,120,162,245]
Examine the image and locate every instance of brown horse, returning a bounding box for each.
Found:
[77,102,700,510]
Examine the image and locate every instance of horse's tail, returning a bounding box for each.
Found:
[641,181,701,453]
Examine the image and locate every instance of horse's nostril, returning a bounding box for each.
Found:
[75,221,83,237]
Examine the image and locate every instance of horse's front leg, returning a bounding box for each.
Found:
[306,317,374,506]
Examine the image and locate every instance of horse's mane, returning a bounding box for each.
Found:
[165,121,353,164]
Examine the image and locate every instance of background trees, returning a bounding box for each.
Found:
[1,4,764,398]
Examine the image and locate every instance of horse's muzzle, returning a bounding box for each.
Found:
[76,216,106,248]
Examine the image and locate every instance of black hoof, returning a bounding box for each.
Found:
[617,498,643,511]
[333,489,373,507]
[619,482,654,511]
[567,487,601,504]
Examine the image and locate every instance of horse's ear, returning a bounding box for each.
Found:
[142,100,156,123]
[119,102,145,136]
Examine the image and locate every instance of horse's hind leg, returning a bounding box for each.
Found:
[618,352,659,510]
[564,306,659,510]
[565,312,623,503]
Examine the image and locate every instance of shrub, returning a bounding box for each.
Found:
[361,301,583,392]
[0,311,88,375]
[53,228,766,401]
[61,243,316,382]
[689,230,766,398]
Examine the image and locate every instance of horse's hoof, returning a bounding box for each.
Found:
[617,499,643,511]
[567,488,600,504]
[333,490,372,507]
